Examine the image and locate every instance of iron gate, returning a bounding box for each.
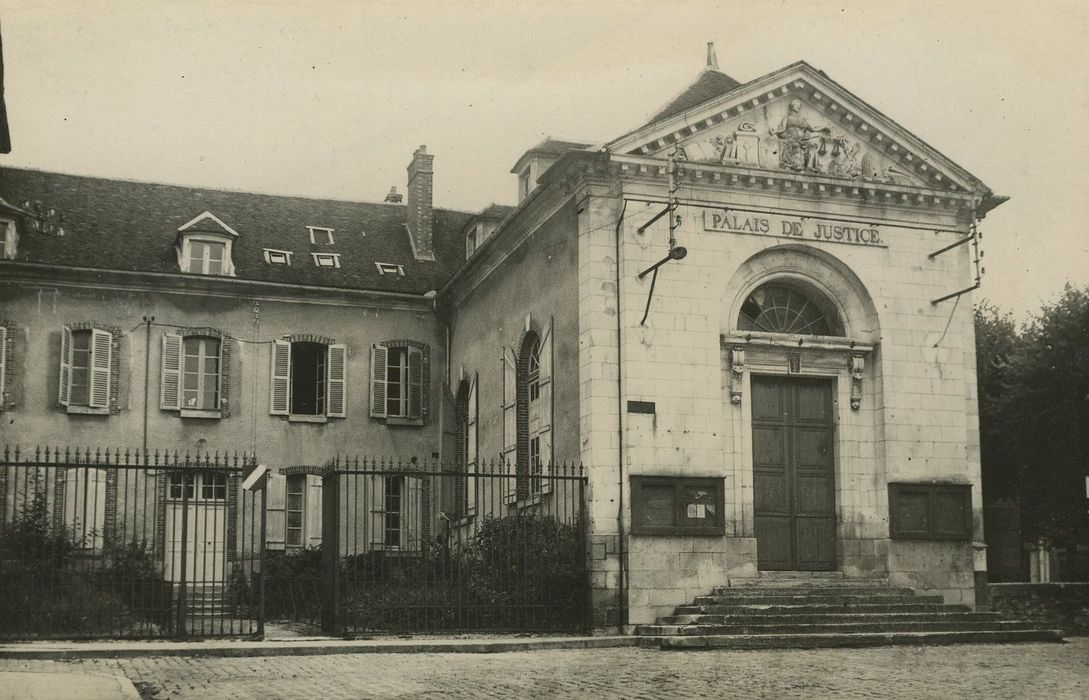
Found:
[319,456,590,636]
[0,446,264,639]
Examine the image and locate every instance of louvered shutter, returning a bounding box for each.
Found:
[467,373,478,514]
[160,333,182,410]
[502,347,517,503]
[369,475,386,547]
[270,340,291,415]
[404,476,422,551]
[306,475,323,547]
[88,329,112,409]
[326,344,347,418]
[58,326,72,406]
[265,470,286,550]
[369,345,388,418]
[407,347,423,420]
[0,325,7,402]
[538,318,554,494]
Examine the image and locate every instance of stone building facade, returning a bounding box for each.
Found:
[0,56,1003,629]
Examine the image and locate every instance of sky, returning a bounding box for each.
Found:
[1,0,1087,320]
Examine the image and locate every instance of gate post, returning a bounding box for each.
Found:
[320,470,341,635]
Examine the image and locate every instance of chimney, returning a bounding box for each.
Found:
[384,186,403,203]
[406,145,435,261]
[706,42,719,71]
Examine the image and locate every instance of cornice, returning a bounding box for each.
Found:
[0,261,433,311]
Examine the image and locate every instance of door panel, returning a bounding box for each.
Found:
[752,376,836,570]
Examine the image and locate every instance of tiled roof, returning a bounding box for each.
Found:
[645,69,741,126]
[0,167,475,295]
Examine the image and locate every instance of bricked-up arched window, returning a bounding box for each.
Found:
[737,282,843,336]
[515,333,541,499]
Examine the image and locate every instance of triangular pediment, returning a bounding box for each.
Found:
[610,62,987,195]
[177,210,239,237]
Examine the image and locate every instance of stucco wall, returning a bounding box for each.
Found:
[445,200,581,466]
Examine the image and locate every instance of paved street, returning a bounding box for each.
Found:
[1,639,1087,699]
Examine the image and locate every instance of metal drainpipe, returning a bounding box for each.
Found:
[142,315,154,452]
[614,197,628,632]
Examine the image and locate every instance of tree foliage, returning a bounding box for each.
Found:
[976,285,1089,565]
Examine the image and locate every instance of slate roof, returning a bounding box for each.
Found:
[644,69,741,126]
[0,167,475,295]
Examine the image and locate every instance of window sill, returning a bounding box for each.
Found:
[180,409,222,420]
[385,416,424,427]
[370,545,422,557]
[508,493,548,509]
[66,405,110,416]
[288,414,328,424]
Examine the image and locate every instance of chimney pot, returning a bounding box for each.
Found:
[384,186,403,203]
[706,42,719,71]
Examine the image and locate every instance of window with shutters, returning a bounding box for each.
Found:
[161,332,228,418]
[59,325,115,415]
[0,218,17,259]
[269,338,346,421]
[510,326,552,502]
[369,341,429,425]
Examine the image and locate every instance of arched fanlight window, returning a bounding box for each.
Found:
[737,282,842,336]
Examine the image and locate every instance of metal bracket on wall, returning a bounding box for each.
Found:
[931,221,984,305]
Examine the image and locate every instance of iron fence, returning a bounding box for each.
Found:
[0,446,264,640]
[319,456,590,636]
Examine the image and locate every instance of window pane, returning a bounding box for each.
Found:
[207,243,224,262]
[287,511,302,529]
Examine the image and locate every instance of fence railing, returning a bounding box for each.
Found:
[318,456,590,636]
[0,446,264,640]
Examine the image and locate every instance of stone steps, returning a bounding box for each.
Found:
[639,577,1063,650]
[691,593,946,606]
[638,620,1041,635]
[673,602,965,615]
[658,611,1004,625]
[641,629,1065,650]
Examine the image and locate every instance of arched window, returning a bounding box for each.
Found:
[454,379,471,518]
[516,332,542,498]
[737,281,843,336]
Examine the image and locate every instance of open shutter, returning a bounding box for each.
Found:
[58,326,72,406]
[326,343,347,418]
[369,345,388,418]
[404,476,422,551]
[88,329,112,409]
[467,373,478,514]
[502,347,517,503]
[160,333,182,410]
[369,475,386,547]
[407,347,423,421]
[270,340,291,415]
[538,318,554,493]
[306,474,323,547]
[0,325,7,402]
[265,470,286,550]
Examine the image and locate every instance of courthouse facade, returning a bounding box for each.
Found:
[0,55,1003,627]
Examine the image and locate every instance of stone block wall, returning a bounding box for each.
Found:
[989,583,1089,635]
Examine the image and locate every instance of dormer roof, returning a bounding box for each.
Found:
[0,168,474,295]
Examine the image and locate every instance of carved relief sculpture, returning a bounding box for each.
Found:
[730,346,745,404]
[850,353,865,410]
[770,99,831,172]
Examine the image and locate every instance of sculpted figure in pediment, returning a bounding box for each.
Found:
[771,99,831,172]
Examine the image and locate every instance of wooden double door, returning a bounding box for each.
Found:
[752,376,837,571]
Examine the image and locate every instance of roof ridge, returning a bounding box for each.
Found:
[0,165,478,215]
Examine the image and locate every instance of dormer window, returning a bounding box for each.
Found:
[307,226,335,245]
[312,253,341,268]
[375,262,404,276]
[0,218,17,259]
[263,249,293,266]
[175,211,238,276]
[189,240,226,274]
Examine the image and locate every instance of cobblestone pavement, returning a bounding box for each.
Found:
[1,639,1087,699]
